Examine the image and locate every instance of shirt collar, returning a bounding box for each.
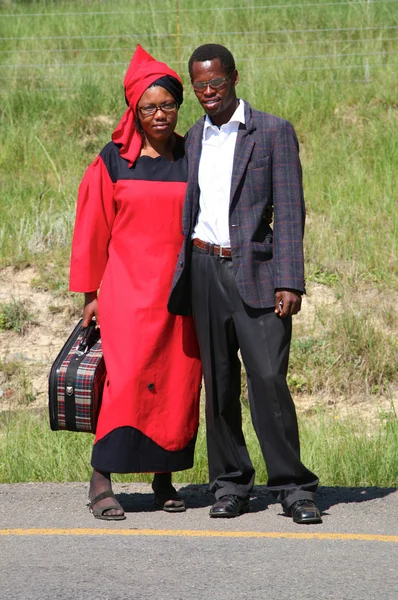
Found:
[203,99,245,131]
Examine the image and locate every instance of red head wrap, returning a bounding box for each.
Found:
[112,44,183,166]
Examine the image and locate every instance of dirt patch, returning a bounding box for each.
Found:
[0,266,79,411]
[0,267,396,422]
[295,282,337,329]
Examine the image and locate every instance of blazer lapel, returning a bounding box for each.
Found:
[230,102,256,204]
[186,118,204,229]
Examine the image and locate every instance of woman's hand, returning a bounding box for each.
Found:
[83,291,99,327]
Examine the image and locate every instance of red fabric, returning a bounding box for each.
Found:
[112,44,183,166]
[70,158,201,450]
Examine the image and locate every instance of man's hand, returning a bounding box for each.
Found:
[83,291,99,327]
[274,289,302,318]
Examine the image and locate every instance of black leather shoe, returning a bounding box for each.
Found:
[209,495,250,518]
[285,500,322,524]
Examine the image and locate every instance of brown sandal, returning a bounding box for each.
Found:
[152,473,186,512]
[87,490,126,521]
[154,492,186,513]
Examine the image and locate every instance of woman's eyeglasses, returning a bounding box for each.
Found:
[192,76,229,91]
[137,101,178,117]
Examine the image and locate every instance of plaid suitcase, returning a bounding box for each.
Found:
[48,319,106,433]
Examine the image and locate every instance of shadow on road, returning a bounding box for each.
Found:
[316,486,397,512]
[117,484,215,513]
[116,484,396,514]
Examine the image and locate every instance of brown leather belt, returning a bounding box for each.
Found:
[193,238,232,259]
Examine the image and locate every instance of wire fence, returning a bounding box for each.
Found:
[2,25,398,41]
[1,0,397,17]
[1,51,397,70]
[0,36,398,53]
[1,0,397,92]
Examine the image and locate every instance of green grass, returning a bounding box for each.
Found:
[0,297,36,333]
[0,406,396,486]
[0,0,397,287]
[0,360,36,406]
[288,303,398,395]
[0,1,397,483]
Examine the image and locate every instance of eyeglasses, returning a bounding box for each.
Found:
[137,101,178,117]
[192,76,229,91]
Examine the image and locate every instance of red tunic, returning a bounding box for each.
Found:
[70,140,202,472]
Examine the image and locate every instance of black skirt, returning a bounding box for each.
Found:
[91,426,197,473]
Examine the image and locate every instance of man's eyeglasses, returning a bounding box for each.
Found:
[137,101,178,117]
[192,76,229,91]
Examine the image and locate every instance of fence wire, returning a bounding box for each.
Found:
[1,51,397,70]
[2,25,398,42]
[1,1,397,92]
[0,37,397,54]
[1,0,397,17]
[1,71,396,94]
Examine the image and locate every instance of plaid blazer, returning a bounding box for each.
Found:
[168,101,305,316]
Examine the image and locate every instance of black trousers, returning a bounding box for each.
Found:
[191,246,318,509]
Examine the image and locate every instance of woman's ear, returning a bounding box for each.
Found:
[134,114,144,138]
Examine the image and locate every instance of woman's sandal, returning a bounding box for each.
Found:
[154,489,186,513]
[87,490,126,521]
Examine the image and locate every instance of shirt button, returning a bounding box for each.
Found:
[148,383,155,391]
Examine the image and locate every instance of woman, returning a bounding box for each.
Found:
[70,45,202,520]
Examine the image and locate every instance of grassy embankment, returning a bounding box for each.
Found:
[0,0,397,485]
[1,407,397,487]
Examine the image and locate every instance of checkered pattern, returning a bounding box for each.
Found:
[56,336,105,433]
[168,101,306,315]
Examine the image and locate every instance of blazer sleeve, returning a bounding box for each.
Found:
[271,119,306,293]
[69,155,116,292]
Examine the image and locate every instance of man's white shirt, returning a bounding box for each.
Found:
[192,99,245,247]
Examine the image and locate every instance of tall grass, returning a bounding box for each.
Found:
[0,0,397,286]
[0,406,396,486]
[0,4,397,411]
[288,303,398,395]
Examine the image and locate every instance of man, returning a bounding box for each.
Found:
[168,44,321,524]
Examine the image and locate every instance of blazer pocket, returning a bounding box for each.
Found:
[252,241,273,261]
[247,156,270,171]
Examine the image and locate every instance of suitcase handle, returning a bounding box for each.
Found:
[76,320,99,357]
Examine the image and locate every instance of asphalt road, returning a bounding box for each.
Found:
[0,483,397,600]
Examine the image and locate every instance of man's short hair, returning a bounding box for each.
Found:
[188,44,236,79]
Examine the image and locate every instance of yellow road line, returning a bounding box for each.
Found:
[0,529,397,543]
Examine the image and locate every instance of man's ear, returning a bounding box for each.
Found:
[232,69,239,86]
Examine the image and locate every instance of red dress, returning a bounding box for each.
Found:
[70,139,202,473]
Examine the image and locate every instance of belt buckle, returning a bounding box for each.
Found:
[219,245,228,258]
